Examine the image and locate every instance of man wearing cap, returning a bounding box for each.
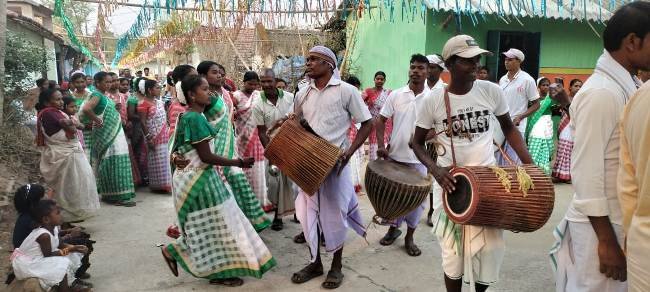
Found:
[375,54,430,257]
[289,45,372,289]
[498,48,540,165]
[426,54,448,90]
[550,2,650,292]
[412,35,532,292]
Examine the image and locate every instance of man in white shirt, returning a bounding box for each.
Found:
[549,3,650,292]
[253,68,295,232]
[375,54,430,257]
[290,46,373,289]
[412,35,532,292]
[497,48,539,165]
[426,54,447,90]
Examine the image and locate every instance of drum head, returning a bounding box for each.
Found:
[366,159,431,187]
[446,174,472,215]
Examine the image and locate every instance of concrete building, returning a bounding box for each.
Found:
[7,0,79,84]
[345,0,622,88]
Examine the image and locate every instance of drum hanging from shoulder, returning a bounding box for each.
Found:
[442,165,554,232]
[265,117,341,195]
[364,160,433,221]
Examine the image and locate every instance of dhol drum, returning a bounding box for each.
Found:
[265,117,341,195]
[442,165,555,232]
[364,159,433,221]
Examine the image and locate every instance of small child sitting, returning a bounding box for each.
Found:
[11,200,91,292]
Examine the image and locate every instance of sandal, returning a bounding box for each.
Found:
[291,263,324,284]
[74,279,93,288]
[293,232,306,244]
[271,218,284,231]
[321,270,344,289]
[114,201,136,207]
[379,229,402,246]
[160,247,179,277]
[70,283,92,292]
[209,277,243,287]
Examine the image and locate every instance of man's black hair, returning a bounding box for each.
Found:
[35,78,48,87]
[410,54,429,65]
[346,75,361,88]
[603,1,650,52]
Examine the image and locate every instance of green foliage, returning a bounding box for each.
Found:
[3,31,50,90]
[45,0,94,35]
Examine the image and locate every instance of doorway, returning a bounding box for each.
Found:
[485,31,541,82]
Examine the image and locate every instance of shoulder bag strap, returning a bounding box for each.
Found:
[443,89,457,167]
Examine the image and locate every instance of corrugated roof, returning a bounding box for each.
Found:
[424,0,627,22]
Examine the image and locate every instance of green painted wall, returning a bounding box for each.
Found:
[346,10,428,89]
[424,12,605,69]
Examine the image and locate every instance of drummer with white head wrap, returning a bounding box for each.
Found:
[290,45,372,289]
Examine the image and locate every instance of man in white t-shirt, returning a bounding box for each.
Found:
[412,35,533,292]
[374,54,431,257]
[497,48,539,165]
[426,54,447,90]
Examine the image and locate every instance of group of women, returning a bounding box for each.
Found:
[524,77,583,182]
[36,70,178,227]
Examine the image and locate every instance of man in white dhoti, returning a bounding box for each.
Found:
[549,2,650,291]
[289,46,373,290]
[412,35,533,292]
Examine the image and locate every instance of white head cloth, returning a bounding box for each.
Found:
[175,81,187,105]
[426,54,448,72]
[308,45,341,80]
[138,79,147,95]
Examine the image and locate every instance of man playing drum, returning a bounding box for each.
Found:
[289,45,373,289]
[375,54,431,256]
[411,35,532,292]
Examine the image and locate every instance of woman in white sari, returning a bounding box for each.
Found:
[36,89,100,223]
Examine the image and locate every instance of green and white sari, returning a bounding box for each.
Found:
[87,91,135,202]
[167,111,275,279]
[204,92,270,231]
[525,96,557,175]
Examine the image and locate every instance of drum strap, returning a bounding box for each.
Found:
[294,87,314,119]
[443,90,457,167]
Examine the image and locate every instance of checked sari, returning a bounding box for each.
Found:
[87,92,135,202]
[138,98,171,192]
[204,91,270,231]
[167,111,275,280]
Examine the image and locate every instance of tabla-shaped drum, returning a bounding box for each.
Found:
[265,117,341,195]
[364,160,433,221]
[443,165,555,232]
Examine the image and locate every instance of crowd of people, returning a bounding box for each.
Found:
[6,2,650,292]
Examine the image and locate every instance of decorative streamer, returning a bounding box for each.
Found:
[53,0,101,65]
